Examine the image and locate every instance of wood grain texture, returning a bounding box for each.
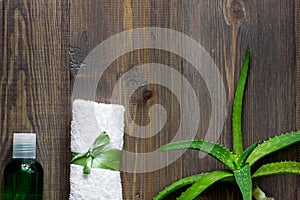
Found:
[70,0,299,200]
[0,0,298,199]
[295,0,300,199]
[70,1,184,199]
[0,0,70,199]
[182,1,297,199]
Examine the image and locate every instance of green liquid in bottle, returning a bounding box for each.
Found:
[2,159,43,200]
[2,133,43,200]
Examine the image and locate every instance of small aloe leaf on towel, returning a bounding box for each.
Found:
[93,149,121,171]
[90,131,111,154]
[71,131,121,173]
[246,131,300,166]
[83,156,93,174]
[234,164,252,200]
[252,161,300,178]
[176,171,234,200]
[71,151,88,164]
[160,140,236,170]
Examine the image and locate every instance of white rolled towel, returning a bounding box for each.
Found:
[69,99,124,200]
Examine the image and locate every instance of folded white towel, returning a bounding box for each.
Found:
[69,99,124,200]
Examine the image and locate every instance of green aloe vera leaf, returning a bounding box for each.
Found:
[154,172,235,200]
[153,173,207,200]
[246,131,300,166]
[252,161,300,178]
[234,163,252,200]
[176,171,234,200]
[232,47,250,155]
[160,140,237,170]
[237,142,258,167]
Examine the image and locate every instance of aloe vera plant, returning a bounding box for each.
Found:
[154,48,300,200]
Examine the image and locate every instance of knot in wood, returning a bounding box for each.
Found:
[230,1,246,21]
[143,89,153,100]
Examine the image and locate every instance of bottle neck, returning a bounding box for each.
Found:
[13,133,37,159]
[13,144,36,159]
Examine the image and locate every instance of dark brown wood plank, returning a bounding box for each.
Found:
[295,0,300,198]
[70,0,298,199]
[0,0,297,199]
[70,1,185,199]
[0,0,70,199]
[182,0,297,199]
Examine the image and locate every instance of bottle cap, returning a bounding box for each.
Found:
[13,133,36,159]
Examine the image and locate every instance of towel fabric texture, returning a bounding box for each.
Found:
[69,99,124,200]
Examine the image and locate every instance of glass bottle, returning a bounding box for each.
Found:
[2,133,43,200]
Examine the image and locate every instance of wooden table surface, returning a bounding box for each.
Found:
[0,0,299,199]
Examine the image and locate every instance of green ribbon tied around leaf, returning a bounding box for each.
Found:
[71,131,121,174]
